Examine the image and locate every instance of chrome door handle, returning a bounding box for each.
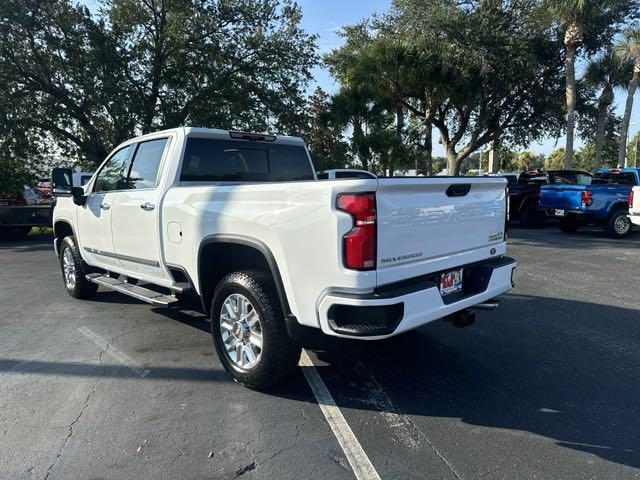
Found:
[140,202,156,211]
[100,203,110,210]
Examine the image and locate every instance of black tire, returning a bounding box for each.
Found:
[59,236,99,299]
[605,209,632,238]
[559,215,579,233]
[519,203,544,228]
[210,270,300,390]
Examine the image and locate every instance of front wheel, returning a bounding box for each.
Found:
[59,236,99,299]
[210,271,300,390]
[605,210,632,238]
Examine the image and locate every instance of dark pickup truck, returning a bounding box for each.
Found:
[508,170,593,227]
[0,186,53,240]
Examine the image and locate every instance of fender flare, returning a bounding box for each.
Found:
[52,218,76,258]
[197,234,292,316]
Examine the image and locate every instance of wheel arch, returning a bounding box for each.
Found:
[607,201,630,216]
[197,235,291,317]
[53,219,75,257]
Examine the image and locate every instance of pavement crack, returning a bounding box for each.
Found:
[234,461,256,477]
[42,346,108,479]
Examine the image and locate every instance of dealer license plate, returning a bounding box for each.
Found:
[554,209,565,217]
[440,269,463,295]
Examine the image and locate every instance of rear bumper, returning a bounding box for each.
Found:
[318,256,517,339]
[629,212,640,226]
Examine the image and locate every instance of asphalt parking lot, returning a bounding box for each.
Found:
[1,227,639,480]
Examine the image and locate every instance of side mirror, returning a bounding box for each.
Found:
[51,167,73,195]
[71,186,87,206]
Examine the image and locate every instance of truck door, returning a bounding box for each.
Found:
[110,137,170,280]
[77,145,134,269]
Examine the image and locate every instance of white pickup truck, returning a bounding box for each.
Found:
[630,186,640,226]
[51,128,516,389]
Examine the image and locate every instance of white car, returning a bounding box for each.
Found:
[629,186,640,226]
[51,128,516,389]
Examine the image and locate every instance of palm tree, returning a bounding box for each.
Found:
[331,85,376,171]
[546,0,590,169]
[615,27,640,167]
[583,52,631,166]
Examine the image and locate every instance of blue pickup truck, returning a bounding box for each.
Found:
[539,167,640,238]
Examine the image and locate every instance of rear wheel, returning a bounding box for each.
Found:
[605,210,631,238]
[520,203,544,228]
[59,236,98,299]
[559,215,579,233]
[210,271,300,390]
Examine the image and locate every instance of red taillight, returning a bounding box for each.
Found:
[581,190,592,207]
[630,190,635,208]
[336,193,376,270]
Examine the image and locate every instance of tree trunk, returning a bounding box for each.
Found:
[564,44,577,169]
[390,104,404,176]
[352,122,368,171]
[424,121,432,175]
[618,66,640,167]
[446,147,458,175]
[594,85,613,168]
[488,138,499,173]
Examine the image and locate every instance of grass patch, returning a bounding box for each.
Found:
[28,226,53,236]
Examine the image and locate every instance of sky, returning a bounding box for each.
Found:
[81,0,639,157]
[295,0,640,157]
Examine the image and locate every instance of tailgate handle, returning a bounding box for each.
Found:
[446,184,471,197]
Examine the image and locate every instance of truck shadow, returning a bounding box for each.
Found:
[0,233,54,252]
[302,293,640,470]
[509,224,640,249]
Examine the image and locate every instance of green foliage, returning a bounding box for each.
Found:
[0,156,35,197]
[303,88,350,171]
[327,0,568,174]
[0,0,318,167]
[626,131,640,167]
[545,148,566,169]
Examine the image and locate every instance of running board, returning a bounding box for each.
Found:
[86,273,178,306]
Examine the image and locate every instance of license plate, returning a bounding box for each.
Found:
[554,209,565,217]
[440,269,463,295]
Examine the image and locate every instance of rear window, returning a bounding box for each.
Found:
[518,174,547,185]
[593,173,637,185]
[549,172,592,185]
[180,138,314,182]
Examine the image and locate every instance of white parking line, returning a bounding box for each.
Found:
[300,350,381,480]
[78,326,150,377]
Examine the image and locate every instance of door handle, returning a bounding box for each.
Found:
[100,203,110,210]
[140,202,156,211]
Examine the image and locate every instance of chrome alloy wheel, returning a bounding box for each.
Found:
[62,248,76,290]
[220,293,263,369]
[614,215,630,235]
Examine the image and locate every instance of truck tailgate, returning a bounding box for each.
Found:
[539,185,584,210]
[375,178,507,286]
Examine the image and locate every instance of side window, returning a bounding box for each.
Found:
[93,146,132,193]
[127,138,168,189]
